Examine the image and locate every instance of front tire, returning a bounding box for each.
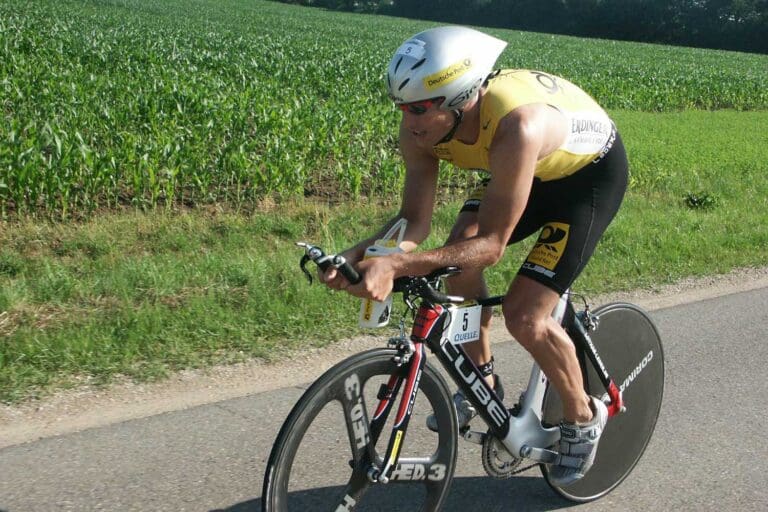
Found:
[262,347,458,511]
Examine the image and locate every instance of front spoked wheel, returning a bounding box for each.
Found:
[262,348,458,511]
[541,303,665,502]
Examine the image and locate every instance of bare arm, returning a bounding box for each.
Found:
[393,107,548,272]
[350,104,566,300]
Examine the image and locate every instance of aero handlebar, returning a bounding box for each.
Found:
[296,242,465,306]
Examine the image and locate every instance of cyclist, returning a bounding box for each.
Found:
[321,25,628,485]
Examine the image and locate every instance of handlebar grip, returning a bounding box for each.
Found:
[313,255,335,273]
[332,255,362,285]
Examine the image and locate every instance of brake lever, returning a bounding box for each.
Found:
[296,242,361,285]
[297,242,326,284]
[299,254,314,284]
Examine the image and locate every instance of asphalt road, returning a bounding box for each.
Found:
[1,287,767,511]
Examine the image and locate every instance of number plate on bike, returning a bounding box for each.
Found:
[446,304,482,345]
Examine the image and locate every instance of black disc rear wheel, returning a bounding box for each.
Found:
[262,347,458,511]
[541,303,665,502]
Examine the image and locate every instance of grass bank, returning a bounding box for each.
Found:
[1,110,767,403]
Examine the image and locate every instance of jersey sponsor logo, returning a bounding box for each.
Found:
[526,222,570,271]
[531,71,560,94]
[564,112,613,155]
[521,262,555,278]
[424,59,472,91]
[592,125,616,163]
[571,118,611,136]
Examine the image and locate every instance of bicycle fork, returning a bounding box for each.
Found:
[364,328,427,484]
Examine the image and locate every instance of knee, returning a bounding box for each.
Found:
[502,300,549,350]
[446,216,479,245]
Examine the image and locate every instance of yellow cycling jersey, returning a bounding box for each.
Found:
[433,69,614,181]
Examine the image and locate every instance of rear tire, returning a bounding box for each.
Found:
[541,303,665,502]
[262,347,458,511]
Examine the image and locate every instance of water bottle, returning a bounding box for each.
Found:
[358,219,407,328]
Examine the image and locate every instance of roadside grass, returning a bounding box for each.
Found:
[1,110,767,403]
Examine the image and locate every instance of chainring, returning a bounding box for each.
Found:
[481,434,522,479]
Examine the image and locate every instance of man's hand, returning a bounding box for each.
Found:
[317,249,359,290]
[347,255,397,301]
[318,266,349,290]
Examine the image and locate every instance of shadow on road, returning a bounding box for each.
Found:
[213,474,570,511]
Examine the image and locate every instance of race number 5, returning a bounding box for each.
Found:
[446,304,482,345]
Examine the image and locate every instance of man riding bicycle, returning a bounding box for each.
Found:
[321,25,628,485]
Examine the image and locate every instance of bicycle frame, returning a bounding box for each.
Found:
[369,291,625,482]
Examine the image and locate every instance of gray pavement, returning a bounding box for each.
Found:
[1,287,767,511]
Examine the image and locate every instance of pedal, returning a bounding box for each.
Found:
[462,429,487,445]
[519,445,560,465]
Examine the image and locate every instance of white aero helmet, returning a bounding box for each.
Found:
[387,26,507,111]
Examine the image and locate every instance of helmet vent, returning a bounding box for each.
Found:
[394,56,403,74]
[410,58,427,70]
[397,78,411,91]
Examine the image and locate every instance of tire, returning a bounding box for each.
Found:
[262,347,458,511]
[540,303,665,502]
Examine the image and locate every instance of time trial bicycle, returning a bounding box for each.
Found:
[261,243,664,510]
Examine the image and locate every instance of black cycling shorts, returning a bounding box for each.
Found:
[459,131,629,295]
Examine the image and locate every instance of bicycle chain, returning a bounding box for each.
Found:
[509,462,539,476]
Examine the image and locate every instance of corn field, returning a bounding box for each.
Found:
[1,0,767,217]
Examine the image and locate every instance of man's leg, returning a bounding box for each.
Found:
[502,275,592,423]
[504,276,610,485]
[425,211,501,432]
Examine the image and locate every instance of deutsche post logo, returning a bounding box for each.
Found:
[526,222,570,271]
[424,59,471,91]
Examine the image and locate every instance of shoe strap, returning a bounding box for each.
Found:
[559,441,595,456]
[560,423,600,442]
[555,453,584,469]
